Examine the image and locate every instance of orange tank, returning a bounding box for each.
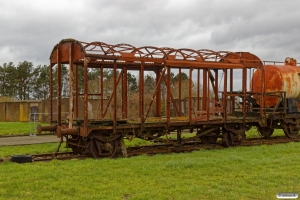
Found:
[251,58,300,107]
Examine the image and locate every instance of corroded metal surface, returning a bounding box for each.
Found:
[252,57,300,107]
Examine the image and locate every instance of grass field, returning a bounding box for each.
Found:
[0,122,296,199]
[0,122,49,136]
[0,141,299,199]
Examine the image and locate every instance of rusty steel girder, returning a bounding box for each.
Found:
[49,38,264,137]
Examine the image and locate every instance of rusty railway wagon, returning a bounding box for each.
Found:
[38,38,300,157]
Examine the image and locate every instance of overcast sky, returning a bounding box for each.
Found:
[1,0,300,67]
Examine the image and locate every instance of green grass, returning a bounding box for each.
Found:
[246,127,284,137]
[0,122,50,136]
[0,141,299,199]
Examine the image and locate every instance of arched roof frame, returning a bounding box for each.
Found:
[49,38,263,69]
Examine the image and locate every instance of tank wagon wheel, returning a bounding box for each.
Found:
[222,131,245,147]
[222,132,234,147]
[88,136,122,158]
[200,133,218,144]
[281,121,299,138]
[258,126,274,139]
[91,139,118,158]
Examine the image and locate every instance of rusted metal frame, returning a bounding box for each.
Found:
[197,69,200,114]
[57,44,62,126]
[102,69,124,118]
[68,42,74,128]
[178,68,182,117]
[113,60,117,134]
[140,62,145,132]
[223,69,228,122]
[144,67,167,120]
[214,69,219,106]
[206,68,211,122]
[230,69,234,114]
[162,76,180,116]
[83,57,89,135]
[189,67,193,122]
[260,66,265,120]
[50,62,53,123]
[122,65,128,118]
[84,53,119,61]
[75,65,79,118]
[165,60,245,69]
[120,57,164,64]
[100,65,104,118]
[155,68,161,117]
[166,66,171,127]
[242,67,247,126]
[202,69,208,111]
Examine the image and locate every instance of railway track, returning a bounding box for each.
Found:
[4,135,300,163]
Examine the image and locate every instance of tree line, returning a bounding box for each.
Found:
[0,61,192,101]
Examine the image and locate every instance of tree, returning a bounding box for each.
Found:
[15,61,36,100]
[0,62,17,98]
[144,73,156,93]
[127,72,138,93]
[32,65,50,100]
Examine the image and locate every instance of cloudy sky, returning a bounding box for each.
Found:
[1,0,300,66]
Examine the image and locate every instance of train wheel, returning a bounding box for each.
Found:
[200,133,218,144]
[282,123,299,138]
[222,132,234,147]
[88,137,120,158]
[258,126,274,139]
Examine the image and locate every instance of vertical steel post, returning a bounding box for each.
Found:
[178,68,182,116]
[122,66,128,118]
[166,66,171,127]
[139,62,145,132]
[197,69,200,112]
[230,69,234,114]
[50,62,53,123]
[113,60,117,134]
[214,69,218,105]
[224,69,227,121]
[207,68,210,121]
[243,67,247,125]
[68,43,74,128]
[83,57,89,135]
[75,65,79,118]
[57,45,61,126]
[156,68,161,117]
[203,69,208,111]
[100,65,104,119]
[189,67,193,122]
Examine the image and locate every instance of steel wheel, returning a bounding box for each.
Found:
[283,123,299,138]
[88,137,120,158]
[258,126,274,139]
[222,132,234,147]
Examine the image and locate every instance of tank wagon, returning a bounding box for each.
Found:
[38,38,300,157]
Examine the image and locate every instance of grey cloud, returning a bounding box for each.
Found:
[0,0,299,65]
